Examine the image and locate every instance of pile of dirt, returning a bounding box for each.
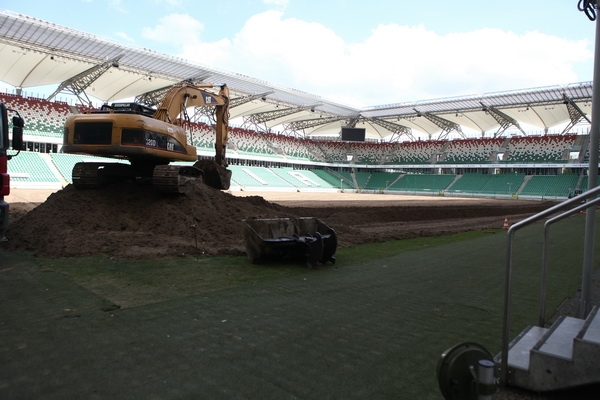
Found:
[3,182,555,259]
[4,181,293,258]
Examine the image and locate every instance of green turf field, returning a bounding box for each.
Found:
[0,213,598,399]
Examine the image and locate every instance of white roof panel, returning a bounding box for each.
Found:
[0,10,593,140]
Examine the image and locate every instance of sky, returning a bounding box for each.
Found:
[1,0,597,108]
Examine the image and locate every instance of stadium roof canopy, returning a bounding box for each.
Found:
[0,10,593,141]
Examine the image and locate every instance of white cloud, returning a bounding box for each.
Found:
[180,38,233,69]
[142,14,205,47]
[153,0,183,5]
[342,25,592,104]
[263,0,289,8]
[115,31,135,43]
[148,11,593,107]
[108,0,128,13]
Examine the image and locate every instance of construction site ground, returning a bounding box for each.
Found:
[1,184,599,399]
[3,184,555,258]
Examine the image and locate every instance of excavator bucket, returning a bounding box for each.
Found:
[243,217,337,267]
[194,159,232,190]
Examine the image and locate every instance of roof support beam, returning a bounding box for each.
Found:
[561,94,591,134]
[47,54,124,105]
[367,118,415,141]
[284,116,345,134]
[345,117,359,128]
[135,85,172,106]
[283,116,346,138]
[242,104,321,132]
[190,91,276,124]
[135,76,209,106]
[480,102,526,137]
[229,91,274,109]
[413,108,465,139]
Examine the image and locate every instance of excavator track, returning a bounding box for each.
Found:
[72,161,228,193]
[72,162,102,188]
[72,162,136,188]
[152,164,203,193]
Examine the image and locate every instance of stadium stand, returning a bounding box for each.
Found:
[310,169,353,189]
[264,133,312,160]
[579,175,600,192]
[386,140,446,164]
[446,173,492,194]
[229,128,279,157]
[519,174,580,198]
[269,167,334,189]
[505,135,576,163]
[0,92,72,138]
[229,166,295,188]
[188,121,215,150]
[363,171,400,191]
[353,171,371,189]
[7,152,60,185]
[390,174,456,192]
[442,138,505,164]
[479,173,526,195]
[354,142,395,165]
[3,92,596,199]
[318,141,350,163]
[50,153,87,183]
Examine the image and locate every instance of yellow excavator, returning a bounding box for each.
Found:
[62,83,231,192]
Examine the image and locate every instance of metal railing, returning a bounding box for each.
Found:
[499,185,600,384]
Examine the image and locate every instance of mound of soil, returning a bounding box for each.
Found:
[3,182,554,259]
[4,182,291,258]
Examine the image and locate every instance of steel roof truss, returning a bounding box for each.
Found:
[368,117,414,141]
[47,54,123,105]
[229,91,274,109]
[243,104,321,132]
[284,116,345,132]
[413,109,465,140]
[561,94,591,134]
[134,76,209,106]
[480,103,526,137]
[135,86,171,107]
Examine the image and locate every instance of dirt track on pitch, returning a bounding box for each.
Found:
[3,183,554,259]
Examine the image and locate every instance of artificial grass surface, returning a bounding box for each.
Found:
[0,213,597,399]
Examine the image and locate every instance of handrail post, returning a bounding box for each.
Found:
[539,223,551,326]
[500,228,516,384]
[580,211,597,318]
[581,0,600,318]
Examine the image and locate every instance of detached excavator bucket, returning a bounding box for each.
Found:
[194,159,232,190]
[243,217,337,267]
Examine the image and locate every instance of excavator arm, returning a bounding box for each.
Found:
[153,83,230,166]
[213,85,229,167]
[152,83,231,190]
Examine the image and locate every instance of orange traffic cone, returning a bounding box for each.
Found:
[503,217,509,229]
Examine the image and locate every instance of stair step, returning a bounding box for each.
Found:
[581,306,600,343]
[506,325,547,370]
[536,316,585,360]
[498,307,600,392]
